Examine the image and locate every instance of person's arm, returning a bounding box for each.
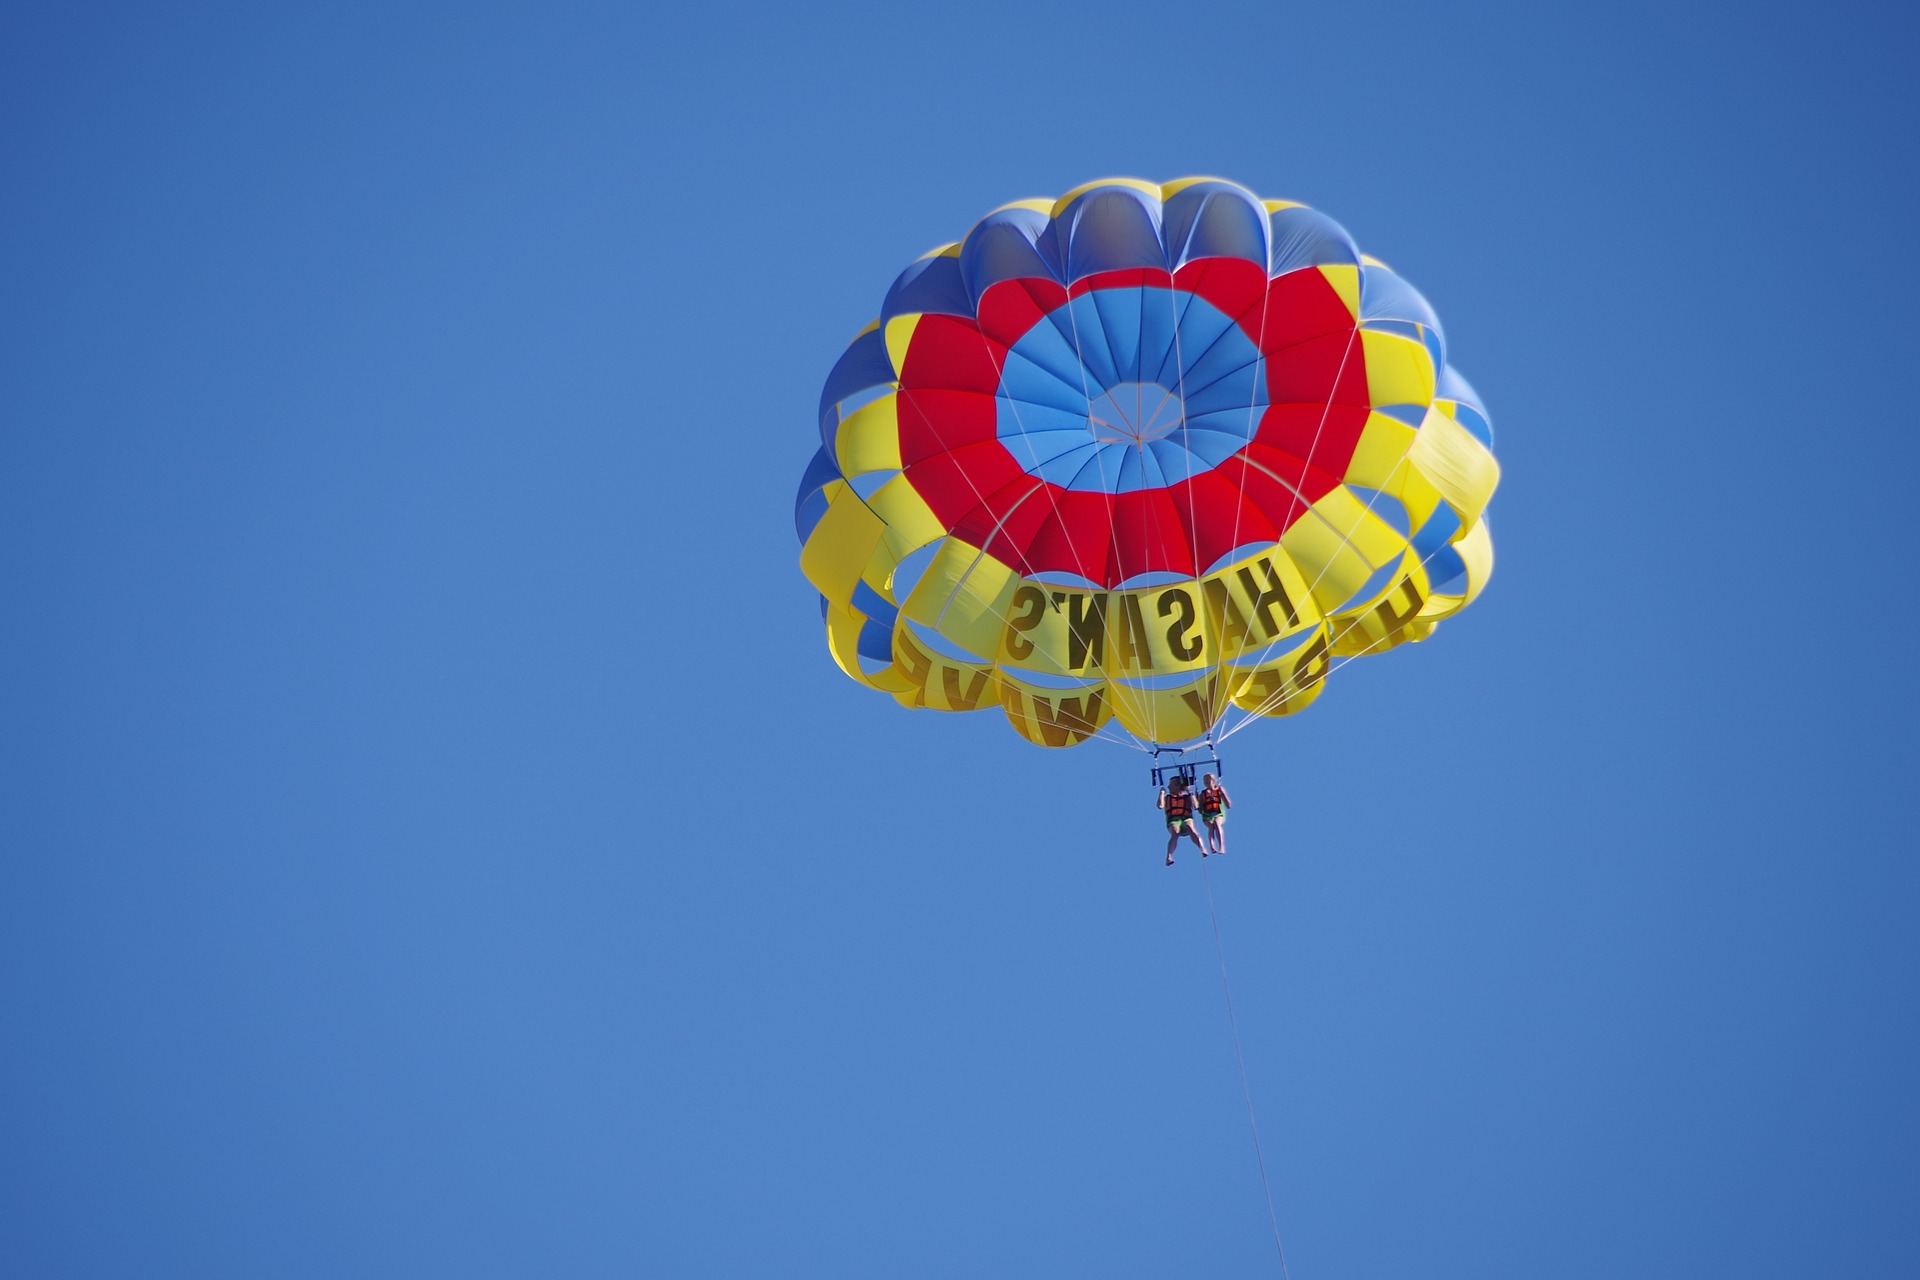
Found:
[1221,786,1233,809]
[1157,788,1167,811]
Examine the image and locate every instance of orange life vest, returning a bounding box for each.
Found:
[1165,790,1194,819]
[1199,786,1226,817]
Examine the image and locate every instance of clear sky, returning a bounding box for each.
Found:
[4,1,1917,1276]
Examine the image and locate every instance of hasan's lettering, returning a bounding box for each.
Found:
[1004,584,1046,660]
[1158,588,1202,661]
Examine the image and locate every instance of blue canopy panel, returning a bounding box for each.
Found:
[1435,365,1494,447]
[1360,263,1442,332]
[959,204,1057,305]
[881,251,973,323]
[1360,264,1446,367]
[1411,504,1468,592]
[1347,486,1412,537]
[1268,205,1360,276]
[1035,185,1168,283]
[1161,180,1270,271]
[857,615,895,663]
[794,446,842,541]
[1425,543,1469,595]
[851,579,899,628]
[817,325,895,446]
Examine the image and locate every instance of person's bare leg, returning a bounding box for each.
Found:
[1186,824,1206,857]
[1165,830,1178,866]
[1207,820,1226,855]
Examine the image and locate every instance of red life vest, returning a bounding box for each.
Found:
[1199,786,1226,817]
[1165,790,1194,819]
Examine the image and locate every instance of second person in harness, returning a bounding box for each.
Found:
[1197,773,1232,855]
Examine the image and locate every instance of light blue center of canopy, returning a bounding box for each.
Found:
[995,286,1269,494]
[1088,381,1185,444]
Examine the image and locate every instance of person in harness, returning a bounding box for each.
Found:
[1197,772,1233,855]
[1159,774,1207,866]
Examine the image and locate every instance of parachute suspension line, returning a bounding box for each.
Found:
[928,483,1048,634]
[1220,276,1482,737]
[1214,322,1363,744]
[963,282,1087,589]
[1216,530,1457,743]
[873,311,1145,756]
[1200,857,1291,1277]
[1063,293,1120,559]
[1129,287,1176,748]
[1216,473,1474,743]
[951,263,1157,753]
[1217,320,1468,741]
[1218,220,1280,742]
[919,487,1149,753]
[1065,275,1156,749]
[1164,267,1202,749]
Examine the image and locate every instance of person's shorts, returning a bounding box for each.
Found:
[1167,818,1195,834]
[1202,812,1226,825]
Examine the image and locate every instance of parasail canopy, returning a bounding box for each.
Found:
[797,178,1499,750]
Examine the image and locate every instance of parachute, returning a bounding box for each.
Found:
[795,178,1498,751]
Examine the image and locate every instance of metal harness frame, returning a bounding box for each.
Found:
[1149,741,1223,789]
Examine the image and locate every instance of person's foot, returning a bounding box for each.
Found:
[1165,855,1175,867]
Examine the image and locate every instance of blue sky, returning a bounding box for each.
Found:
[4,1,1917,1275]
